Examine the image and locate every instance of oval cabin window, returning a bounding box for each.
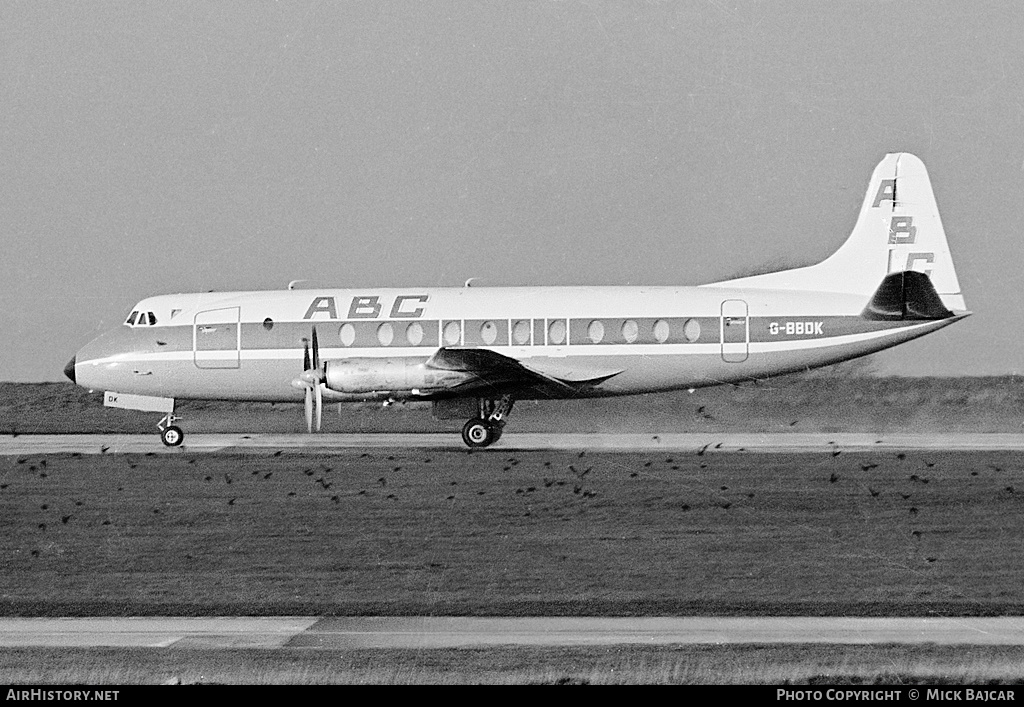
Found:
[512,320,531,345]
[653,319,670,343]
[339,323,356,346]
[683,318,701,343]
[622,319,639,343]
[406,322,424,345]
[443,321,461,346]
[547,319,566,345]
[480,320,498,345]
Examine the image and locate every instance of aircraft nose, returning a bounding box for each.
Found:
[64,356,76,383]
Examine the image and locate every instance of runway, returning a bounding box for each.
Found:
[3,617,1024,649]
[5,432,1024,455]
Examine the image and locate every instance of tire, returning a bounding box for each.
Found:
[461,418,494,448]
[161,425,184,447]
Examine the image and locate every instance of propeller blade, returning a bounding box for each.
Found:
[315,383,323,432]
[304,386,313,433]
[303,338,311,371]
[312,327,320,372]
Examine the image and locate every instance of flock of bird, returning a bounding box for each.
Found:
[2,426,1020,567]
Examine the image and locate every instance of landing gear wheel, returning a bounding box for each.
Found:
[462,418,495,448]
[161,425,184,447]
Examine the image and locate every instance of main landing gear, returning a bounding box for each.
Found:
[461,395,515,448]
[158,413,184,447]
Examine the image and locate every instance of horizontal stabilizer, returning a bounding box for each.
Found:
[861,271,954,321]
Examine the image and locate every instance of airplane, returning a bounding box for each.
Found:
[65,153,968,448]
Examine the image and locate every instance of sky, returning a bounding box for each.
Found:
[1,1,1022,381]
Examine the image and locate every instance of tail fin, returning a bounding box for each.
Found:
[706,153,966,312]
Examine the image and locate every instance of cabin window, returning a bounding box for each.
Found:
[443,321,461,346]
[480,321,498,345]
[263,318,274,331]
[653,319,670,343]
[512,319,531,345]
[147,312,157,325]
[377,322,394,346]
[683,318,701,342]
[547,319,566,345]
[406,322,424,345]
[125,311,138,326]
[587,320,605,344]
[339,323,356,346]
[622,319,639,343]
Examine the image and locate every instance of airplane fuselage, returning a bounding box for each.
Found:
[73,284,961,403]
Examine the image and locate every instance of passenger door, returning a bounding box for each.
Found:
[720,299,749,363]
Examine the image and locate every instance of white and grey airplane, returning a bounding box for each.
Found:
[66,153,967,448]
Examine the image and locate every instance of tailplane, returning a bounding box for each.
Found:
[705,153,966,312]
[861,270,954,321]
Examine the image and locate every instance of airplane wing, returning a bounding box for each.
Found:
[424,347,622,398]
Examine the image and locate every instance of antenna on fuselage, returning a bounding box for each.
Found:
[464,278,477,288]
[288,280,309,290]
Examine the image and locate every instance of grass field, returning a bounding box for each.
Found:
[4,377,1024,683]
[2,448,1023,616]
[5,645,1024,684]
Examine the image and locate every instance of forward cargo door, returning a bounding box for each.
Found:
[193,307,241,369]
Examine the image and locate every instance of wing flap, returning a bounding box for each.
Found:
[425,347,622,395]
[521,359,623,385]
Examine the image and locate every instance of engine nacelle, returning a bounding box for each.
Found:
[323,357,472,395]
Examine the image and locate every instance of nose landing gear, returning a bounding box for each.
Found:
[158,413,184,447]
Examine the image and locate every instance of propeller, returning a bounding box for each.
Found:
[292,327,324,433]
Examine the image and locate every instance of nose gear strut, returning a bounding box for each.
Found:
[158,412,184,447]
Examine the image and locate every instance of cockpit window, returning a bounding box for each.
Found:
[125,310,157,327]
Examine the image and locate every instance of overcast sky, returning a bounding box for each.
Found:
[2,1,1021,381]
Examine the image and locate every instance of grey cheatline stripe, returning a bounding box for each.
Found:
[79,322,931,367]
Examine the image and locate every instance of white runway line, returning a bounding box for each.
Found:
[2,617,1024,649]
[6,432,1024,455]
[0,617,318,649]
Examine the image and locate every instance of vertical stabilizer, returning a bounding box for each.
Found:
[705,153,966,312]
